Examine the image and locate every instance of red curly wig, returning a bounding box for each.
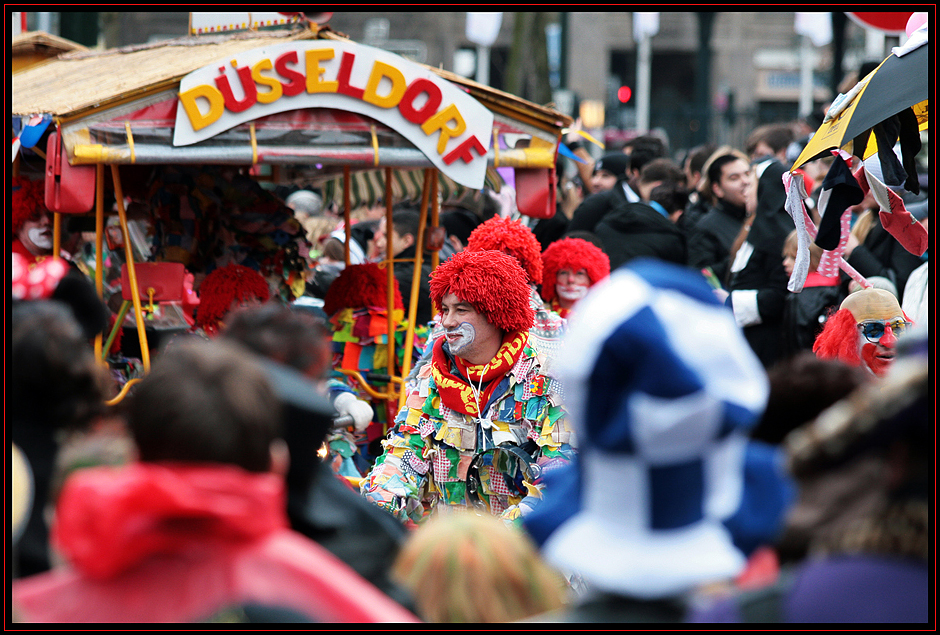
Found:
[323,263,403,316]
[813,288,909,369]
[465,216,543,286]
[539,237,610,303]
[812,308,862,366]
[429,249,534,333]
[12,176,45,235]
[195,263,270,335]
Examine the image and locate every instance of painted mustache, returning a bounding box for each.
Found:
[444,322,475,353]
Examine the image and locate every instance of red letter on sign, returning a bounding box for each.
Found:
[336,51,365,99]
[442,135,487,165]
[275,51,305,97]
[214,64,258,113]
[398,79,442,125]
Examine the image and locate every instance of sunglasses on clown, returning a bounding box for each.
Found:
[857,319,912,343]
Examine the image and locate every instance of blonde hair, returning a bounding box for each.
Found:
[783,229,824,272]
[850,210,876,245]
[391,511,568,623]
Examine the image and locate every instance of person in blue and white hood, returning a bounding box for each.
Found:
[524,258,769,623]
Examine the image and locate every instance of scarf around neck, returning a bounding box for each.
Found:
[431,330,528,416]
[550,298,572,319]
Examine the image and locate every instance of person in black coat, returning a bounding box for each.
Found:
[568,136,669,233]
[594,201,687,270]
[686,148,754,286]
[726,125,797,369]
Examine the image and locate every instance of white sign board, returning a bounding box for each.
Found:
[174,40,493,188]
[190,12,301,35]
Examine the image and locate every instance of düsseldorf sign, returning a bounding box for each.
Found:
[174,40,493,187]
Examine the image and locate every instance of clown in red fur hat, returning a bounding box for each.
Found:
[540,237,611,318]
[12,177,55,266]
[194,263,271,336]
[361,249,574,524]
[813,287,913,378]
[465,215,566,361]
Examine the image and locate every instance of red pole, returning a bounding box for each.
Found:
[21,12,28,32]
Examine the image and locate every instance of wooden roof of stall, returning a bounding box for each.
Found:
[12,25,572,132]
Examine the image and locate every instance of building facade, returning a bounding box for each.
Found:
[30,11,894,156]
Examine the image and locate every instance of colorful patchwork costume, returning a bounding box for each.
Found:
[361,250,575,523]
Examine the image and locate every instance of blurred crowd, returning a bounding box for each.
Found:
[10,48,930,625]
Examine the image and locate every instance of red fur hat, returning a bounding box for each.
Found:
[195,263,270,335]
[466,216,543,286]
[323,263,403,316]
[429,249,534,333]
[539,237,610,303]
[12,176,44,235]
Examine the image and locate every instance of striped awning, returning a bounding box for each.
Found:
[316,165,503,210]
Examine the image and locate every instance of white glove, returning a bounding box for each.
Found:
[333,391,374,433]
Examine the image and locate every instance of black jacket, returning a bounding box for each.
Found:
[727,244,790,368]
[686,198,748,285]
[595,202,687,270]
[567,181,630,233]
[780,282,846,360]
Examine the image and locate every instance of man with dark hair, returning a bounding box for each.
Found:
[439,207,482,253]
[745,123,796,162]
[222,305,412,608]
[686,147,754,286]
[361,249,574,524]
[13,338,418,623]
[374,207,434,325]
[568,134,669,233]
[726,124,797,368]
[679,143,718,232]
[11,301,112,579]
[587,155,688,270]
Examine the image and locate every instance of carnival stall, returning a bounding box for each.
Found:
[12,15,573,413]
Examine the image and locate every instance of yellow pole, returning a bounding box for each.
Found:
[53,213,62,260]
[399,169,432,407]
[430,172,440,271]
[94,164,105,364]
[111,164,150,372]
[384,168,396,397]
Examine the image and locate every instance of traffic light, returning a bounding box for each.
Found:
[617,85,633,103]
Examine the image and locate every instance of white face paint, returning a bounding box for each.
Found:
[556,283,589,303]
[27,227,52,250]
[444,322,476,355]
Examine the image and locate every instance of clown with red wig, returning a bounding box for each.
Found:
[322,263,421,474]
[813,287,913,378]
[464,215,568,362]
[539,237,611,318]
[12,176,56,266]
[361,250,574,524]
[194,263,271,336]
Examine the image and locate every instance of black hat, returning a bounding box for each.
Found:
[592,153,629,178]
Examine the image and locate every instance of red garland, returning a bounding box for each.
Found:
[429,249,534,333]
[812,308,862,367]
[12,176,44,235]
[195,263,270,335]
[323,263,403,316]
[466,216,543,286]
[539,237,610,303]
